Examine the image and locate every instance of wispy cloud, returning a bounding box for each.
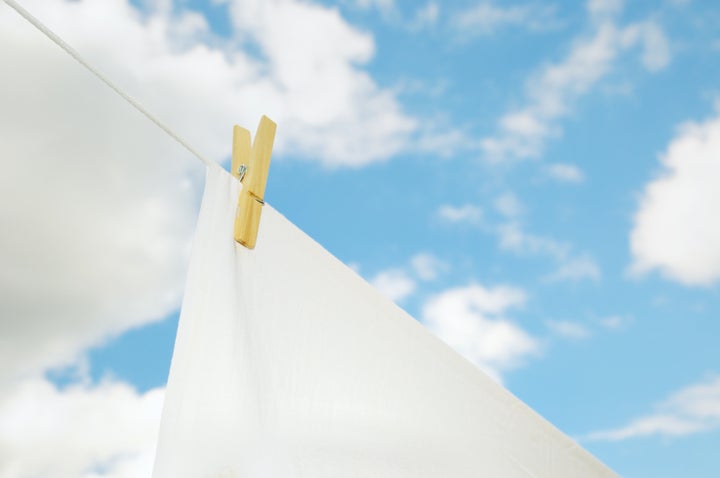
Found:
[350,0,440,32]
[496,222,567,258]
[409,2,440,31]
[481,2,671,162]
[598,314,633,330]
[482,23,618,161]
[352,0,395,14]
[544,254,601,282]
[437,193,602,276]
[494,192,525,219]
[492,194,601,283]
[546,320,592,340]
[498,222,601,282]
[587,0,624,19]
[437,204,483,224]
[452,2,562,37]
[546,163,585,183]
[622,21,671,72]
[410,253,448,281]
[587,376,720,441]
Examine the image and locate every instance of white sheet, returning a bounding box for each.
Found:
[153,165,617,478]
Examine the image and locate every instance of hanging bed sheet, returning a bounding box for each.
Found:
[153,165,617,478]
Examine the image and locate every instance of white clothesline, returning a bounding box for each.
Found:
[1,0,217,169]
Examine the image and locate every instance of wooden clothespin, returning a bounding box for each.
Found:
[231,115,277,249]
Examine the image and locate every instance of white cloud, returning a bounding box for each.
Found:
[410,252,447,281]
[437,204,483,224]
[587,375,720,440]
[452,2,561,37]
[422,284,539,380]
[370,269,417,302]
[0,377,163,478]
[546,163,585,183]
[630,107,720,285]
[546,320,591,340]
[481,3,670,162]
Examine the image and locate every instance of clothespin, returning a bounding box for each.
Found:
[231,115,276,249]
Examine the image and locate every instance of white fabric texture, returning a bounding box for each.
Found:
[153,166,617,478]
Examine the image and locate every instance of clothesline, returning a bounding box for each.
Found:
[1,0,217,169]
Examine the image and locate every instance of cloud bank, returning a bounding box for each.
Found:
[0,378,163,478]
[630,107,720,285]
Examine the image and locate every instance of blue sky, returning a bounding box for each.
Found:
[1,0,720,476]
